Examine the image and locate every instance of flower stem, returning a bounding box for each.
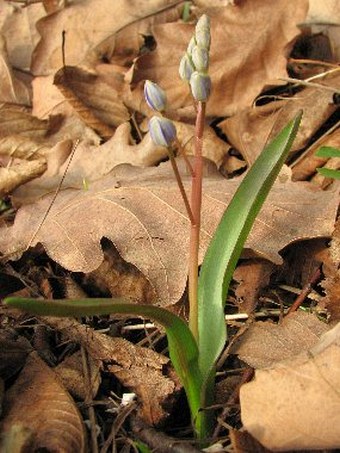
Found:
[168,146,194,224]
[189,101,206,341]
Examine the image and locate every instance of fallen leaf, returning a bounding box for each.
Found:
[0,36,30,105]
[12,119,228,205]
[132,0,308,117]
[233,260,274,315]
[219,73,340,166]
[54,66,126,139]
[322,219,340,321]
[240,320,340,450]
[0,0,45,70]
[0,351,86,452]
[38,316,180,425]
[0,160,47,196]
[0,107,50,140]
[1,161,338,306]
[292,128,340,182]
[55,351,101,400]
[230,311,328,369]
[31,0,184,75]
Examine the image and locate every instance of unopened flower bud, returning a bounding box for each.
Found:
[144,80,167,112]
[187,36,196,54]
[196,14,210,32]
[190,71,211,101]
[191,45,209,72]
[195,27,211,50]
[149,116,177,147]
[179,54,195,82]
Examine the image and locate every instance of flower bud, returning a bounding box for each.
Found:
[148,116,177,147]
[144,80,167,112]
[196,14,210,32]
[179,53,195,82]
[195,27,211,50]
[187,36,196,54]
[191,45,209,72]
[190,71,211,101]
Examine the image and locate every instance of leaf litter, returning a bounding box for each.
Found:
[0,0,339,451]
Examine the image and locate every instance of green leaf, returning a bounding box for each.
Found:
[197,112,302,381]
[4,296,204,432]
[315,146,340,158]
[316,167,340,180]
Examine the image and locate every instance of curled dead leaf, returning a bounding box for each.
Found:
[0,352,86,452]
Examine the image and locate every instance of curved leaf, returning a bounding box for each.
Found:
[198,112,302,380]
[4,297,204,434]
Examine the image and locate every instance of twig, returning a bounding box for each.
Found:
[81,346,99,453]
[287,268,322,314]
[279,76,340,93]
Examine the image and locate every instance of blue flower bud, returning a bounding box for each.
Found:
[189,71,211,101]
[191,45,209,72]
[179,53,195,82]
[144,80,167,112]
[148,116,177,147]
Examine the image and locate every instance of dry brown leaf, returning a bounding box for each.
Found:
[31,0,184,75]
[39,316,180,425]
[0,107,50,140]
[55,351,101,400]
[0,329,31,381]
[240,321,340,450]
[54,66,130,129]
[12,119,228,205]
[292,128,340,181]
[219,73,340,166]
[0,0,45,71]
[0,351,86,452]
[54,67,116,139]
[233,260,274,315]
[1,161,338,306]
[231,311,328,369]
[32,75,102,143]
[322,219,340,321]
[0,160,47,196]
[0,36,30,105]
[132,0,308,118]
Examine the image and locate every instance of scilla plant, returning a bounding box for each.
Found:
[4,15,301,443]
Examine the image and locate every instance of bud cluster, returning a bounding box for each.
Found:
[179,14,211,102]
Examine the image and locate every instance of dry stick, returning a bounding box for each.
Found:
[81,346,99,453]
[188,101,206,340]
[287,267,321,315]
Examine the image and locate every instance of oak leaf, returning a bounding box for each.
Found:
[0,161,338,306]
[132,0,308,118]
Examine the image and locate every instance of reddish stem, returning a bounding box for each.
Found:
[188,101,206,340]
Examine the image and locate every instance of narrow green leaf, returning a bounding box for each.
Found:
[315,146,340,158]
[4,297,203,428]
[316,167,340,180]
[197,112,302,380]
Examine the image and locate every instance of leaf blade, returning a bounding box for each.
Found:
[198,112,302,378]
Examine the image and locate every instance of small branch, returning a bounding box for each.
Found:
[188,101,206,340]
[279,75,340,94]
[287,268,321,314]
